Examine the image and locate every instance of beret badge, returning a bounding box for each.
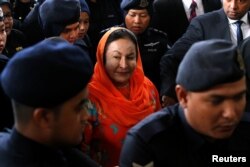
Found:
[139,0,149,8]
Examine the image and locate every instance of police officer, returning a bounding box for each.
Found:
[74,0,96,64]
[39,0,80,44]
[0,6,12,131]
[101,0,171,93]
[12,0,37,22]
[0,37,99,167]
[120,39,250,167]
[0,0,27,58]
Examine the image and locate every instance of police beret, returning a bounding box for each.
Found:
[0,0,11,9]
[0,37,93,108]
[39,0,80,38]
[79,0,90,14]
[176,39,245,92]
[121,0,152,11]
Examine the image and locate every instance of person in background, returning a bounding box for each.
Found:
[240,36,250,112]
[78,0,90,41]
[118,0,171,93]
[75,0,95,64]
[0,6,6,54]
[0,0,27,58]
[160,0,250,107]
[152,0,222,44]
[0,6,12,132]
[20,0,44,46]
[81,27,161,167]
[86,0,123,50]
[38,0,80,44]
[0,37,99,167]
[120,39,250,167]
[12,0,37,22]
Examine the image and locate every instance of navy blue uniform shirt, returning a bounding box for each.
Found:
[0,128,100,167]
[120,104,250,167]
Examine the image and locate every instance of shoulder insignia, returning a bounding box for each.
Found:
[100,25,122,35]
[132,161,154,167]
[136,108,176,142]
[16,47,23,52]
[149,27,168,38]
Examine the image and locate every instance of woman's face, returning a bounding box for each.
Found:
[125,9,150,35]
[1,4,13,36]
[105,38,137,87]
[0,21,6,53]
[78,12,89,39]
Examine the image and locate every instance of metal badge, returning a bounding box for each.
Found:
[139,0,149,8]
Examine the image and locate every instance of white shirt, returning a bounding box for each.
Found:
[182,0,205,20]
[228,13,250,45]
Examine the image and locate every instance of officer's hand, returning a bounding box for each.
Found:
[161,95,177,107]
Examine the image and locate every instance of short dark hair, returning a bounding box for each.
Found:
[12,99,64,124]
[11,100,35,125]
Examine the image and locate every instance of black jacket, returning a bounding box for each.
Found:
[152,0,222,44]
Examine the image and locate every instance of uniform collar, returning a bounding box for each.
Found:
[7,128,67,164]
[178,106,205,152]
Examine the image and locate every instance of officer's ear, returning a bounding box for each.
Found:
[175,85,188,109]
[33,108,55,130]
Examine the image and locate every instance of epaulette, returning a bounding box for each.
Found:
[148,27,168,38]
[99,25,122,35]
[132,105,178,143]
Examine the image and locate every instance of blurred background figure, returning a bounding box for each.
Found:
[13,0,37,22]
[240,36,250,112]
[20,0,44,46]
[0,6,12,132]
[152,0,222,44]
[0,0,27,58]
[160,0,250,107]
[86,0,123,50]
[75,0,96,64]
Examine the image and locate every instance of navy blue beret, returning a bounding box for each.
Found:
[79,0,90,14]
[0,0,11,10]
[39,0,80,38]
[176,39,245,91]
[121,0,152,11]
[0,37,93,108]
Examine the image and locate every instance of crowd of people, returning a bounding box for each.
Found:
[0,0,250,167]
